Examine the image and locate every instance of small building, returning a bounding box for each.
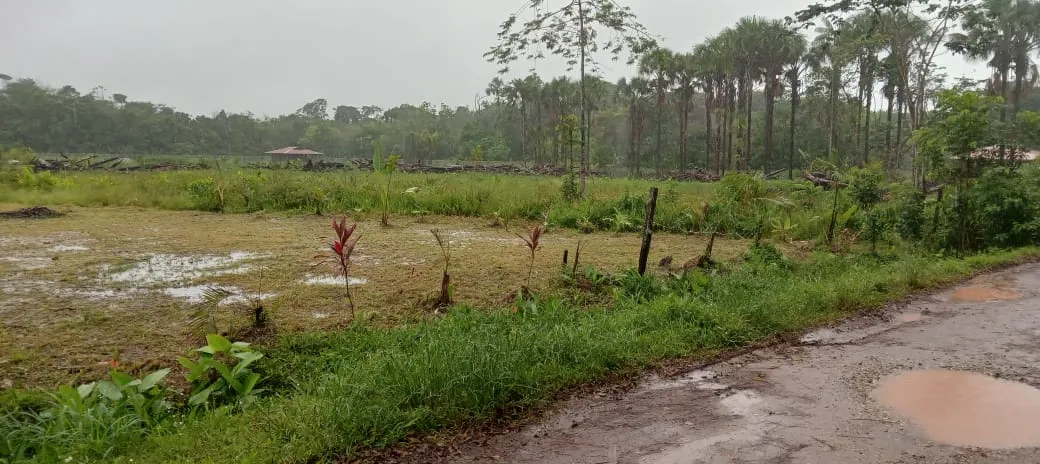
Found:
[265,146,324,163]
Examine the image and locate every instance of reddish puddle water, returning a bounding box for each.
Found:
[950,286,1022,302]
[874,370,1040,449]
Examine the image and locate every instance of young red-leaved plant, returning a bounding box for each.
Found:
[321,217,361,318]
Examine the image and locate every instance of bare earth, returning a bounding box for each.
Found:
[448,263,1040,464]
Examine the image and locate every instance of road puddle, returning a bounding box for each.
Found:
[874,369,1040,449]
[950,286,1021,302]
[900,312,923,322]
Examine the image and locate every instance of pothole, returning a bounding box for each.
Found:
[874,369,1040,449]
[950,287,1022,302]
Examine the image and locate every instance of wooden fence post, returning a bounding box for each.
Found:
[638,187,659,275]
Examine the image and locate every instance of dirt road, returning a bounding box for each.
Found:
[449,263,1040,464]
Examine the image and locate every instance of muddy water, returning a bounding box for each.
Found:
[900,312,923,322]
[950,286,1022,302]
[874,369,1040,449]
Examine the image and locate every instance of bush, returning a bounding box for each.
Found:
[967,167,1040,249]
[0,369,172,462]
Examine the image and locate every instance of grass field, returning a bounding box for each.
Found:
[1,168,837,238]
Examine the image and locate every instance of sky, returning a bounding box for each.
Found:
[0,0,986,118]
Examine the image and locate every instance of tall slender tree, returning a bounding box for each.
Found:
[486,0,655,197]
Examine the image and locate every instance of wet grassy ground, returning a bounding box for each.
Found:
[0,205,797,388]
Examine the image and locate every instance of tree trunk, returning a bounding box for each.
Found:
[520,101,528,167]
[578,0,588,196]
[788,77,799,180]
[705,87,714,174]
[895,90,905,169]
[655,81,664,176]
[744,76,753,171]
[884,94,893,158]
[863,82,873,165]
[764,75,776,174]
[679,89,690,174]
[727,82,736,174]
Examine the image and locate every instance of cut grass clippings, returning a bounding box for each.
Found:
[117,247,1040,463]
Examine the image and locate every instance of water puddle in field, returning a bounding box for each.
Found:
[950,286,1022,302]
[104,252,263,286]
[50,245,89,252]
[164,285,276,305]
[874,369,1040,449]
[0,256,53,270]
[302,275,368,286]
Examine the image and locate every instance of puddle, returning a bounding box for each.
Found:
[164,285,276,305]
[302,275,368,286]
[874,369,1040,449]
[950,286,1022,302]
[900,312,923,322]
[313,312,330,319]
[719,390,762,416]
[0,257,53,270]
[50,245,89,252]
[105,252,262,286]
[640,370,729,393]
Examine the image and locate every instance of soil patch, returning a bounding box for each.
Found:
[0,206,62,219]
[874,369,1040,449]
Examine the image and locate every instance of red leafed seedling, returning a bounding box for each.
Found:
[318,217,362,318]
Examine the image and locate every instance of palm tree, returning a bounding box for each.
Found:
[694,35,733,175]
[808,18,848,162]
[784,55,809,179]
[639,47,675,175]
[670,52,699,173]
[727,18,766,171]
[756,20,806,173]
[947,0,1040,120]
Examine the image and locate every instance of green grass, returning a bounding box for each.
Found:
[106,247,1038,464]
[1,168,839,238]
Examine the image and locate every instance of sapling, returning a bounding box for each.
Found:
[430,229,453,308]
[380,155,400,226]
[318,217,361,318]
[517,224,543,288]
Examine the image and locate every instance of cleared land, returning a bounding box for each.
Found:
[0,205,786,389]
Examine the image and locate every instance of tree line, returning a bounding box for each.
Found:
[1,0,1038,179]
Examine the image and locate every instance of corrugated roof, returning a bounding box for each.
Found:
[264,146,324,155]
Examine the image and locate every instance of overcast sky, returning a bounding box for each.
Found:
[1,0,985,117]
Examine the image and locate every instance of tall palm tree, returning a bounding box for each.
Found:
[756,20,806,173]
[639,47,676,175]
[808,18,848,162]
[670,52,699,173]
[728,18,767,171]
[784,54,809,179]
[947,0,1040,120]
[694,35,734,175]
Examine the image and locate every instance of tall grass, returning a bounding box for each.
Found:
[0,168,838,237]
[115,247,1039,464]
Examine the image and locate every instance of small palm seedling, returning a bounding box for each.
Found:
[430,229,453,309]
[187,287,235,342]
[380,155,400,227]
[317,217,361,318]
[517,224,543,289]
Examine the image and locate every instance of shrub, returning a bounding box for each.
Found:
[178,335,266,411]
[0,368,172,462]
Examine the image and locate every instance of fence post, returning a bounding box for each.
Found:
[638,187,659,275]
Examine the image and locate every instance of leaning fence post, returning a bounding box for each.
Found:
[638,187,659,275]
